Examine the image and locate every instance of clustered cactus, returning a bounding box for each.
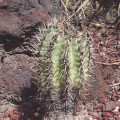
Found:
[36,24,90,113]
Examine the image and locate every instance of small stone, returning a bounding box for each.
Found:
[114,115,120,120]
[113,111,120,116]
[116,102,120,107]
[99,98,108,104]
[10,114,20,120]
[102,112,112,117]
[112,106,119,112]
[111,96,117,101]
[95,108,101,112]
[112,92,117,97]
[34,112,39,117]
[103,101,116,112]
[90,112,99,119]
[37,107,40,111]
[97,103,104,109]
[27,118,30,120]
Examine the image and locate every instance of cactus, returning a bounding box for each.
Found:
[36,25,90,112]
[52,32,66,88]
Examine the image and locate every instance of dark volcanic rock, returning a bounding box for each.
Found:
[0,54,37,99]
[0,0,62,101]
[0,0,61,37]
[20,8,49,28]
[0,10,23,37]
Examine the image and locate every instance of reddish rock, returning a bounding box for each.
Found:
[103,101,116,112]
[102,112,112,117]
[111,96,117,101]
[0,0,12,7]
[95,108,101,112]
[0,0,61,38]
[0,10,23,37]
[10,114,20,120]
[89,112,99,119]
[102,116,109,120]
[20,8,49,28]
[97,103,104,109]
[0,113,4,119]
[0,0,62,101]
[114,116,120,120]
[0,54,37,100]
[99,98,108,104]
[12,108,19,115]
[116,102,120,107]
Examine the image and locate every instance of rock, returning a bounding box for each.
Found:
[0,10,23,37]
[88,112,99,119]
[102,112,112,117]
[114,116,120,120]
[0,54,37,100]
[34,112,39,117]
[97,103,104,109]
[103,101,116,112]
[0,113,4,118]
[0,0,62,38]
[0,0,62,102]
[20,8,49,28]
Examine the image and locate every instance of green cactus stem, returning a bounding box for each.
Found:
[51,32,66,88]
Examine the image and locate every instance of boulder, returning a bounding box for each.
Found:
[0,0,62,101]
[0,54,37,100]
[0,0,61,37]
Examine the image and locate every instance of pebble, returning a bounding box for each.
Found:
[97,103,104,109]
[118,99,120,102]
[34,112,39,117]
[112,106,119,112]
[103,101,116,111]
[27,118,30,120]
[21,112,24,116]
[114,116,120,120]
[37,107,40,111]
[102,112,112,117]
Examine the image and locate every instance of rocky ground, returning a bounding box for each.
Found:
[0,0,120,120]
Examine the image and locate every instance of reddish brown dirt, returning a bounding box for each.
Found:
[83,25,120,120]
